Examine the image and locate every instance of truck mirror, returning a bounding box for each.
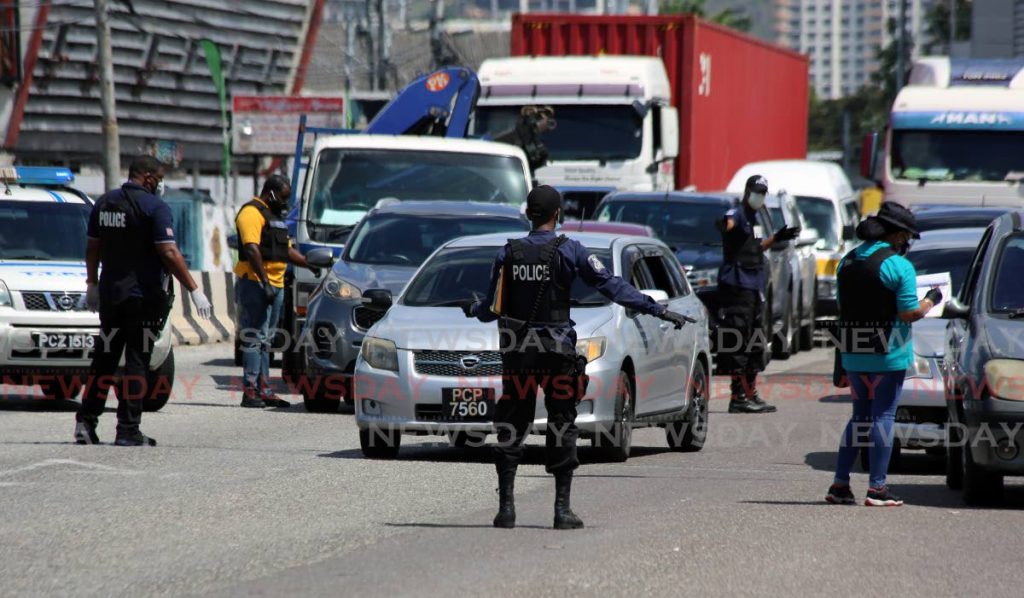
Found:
[860,132,880,180]
[305,247,335,269]
[842,224,856,241]
[363,288,393,311]
[660,106,679,161]
[631,99,650,119]
[942,298,970,320]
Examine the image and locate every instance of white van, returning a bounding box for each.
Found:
[727,160,860,320]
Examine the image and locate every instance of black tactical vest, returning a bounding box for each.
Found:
[97,187,148,304]
[722,208,765,269]
[501,236,570,326]
[238,200,289,262]
[837,246,898,354]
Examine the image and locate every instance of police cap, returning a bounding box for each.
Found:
[745,175,768,194]
[526,185,562,220]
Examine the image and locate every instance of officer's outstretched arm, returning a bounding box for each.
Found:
[85,239,100,284]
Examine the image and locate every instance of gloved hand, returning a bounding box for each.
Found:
[461,300,477,319]
[190,288,213,319]
[659,309,697,330]
[260,281,277,305]
[924,287,943,306]
[774,225,800,242]
[308,266,322,278]
[85,282,100,312]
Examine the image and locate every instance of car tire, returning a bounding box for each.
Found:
[946,421,964,490]
[302,375,349,413]
[962,441,1003,506]
[773,297,795,360]
[799,287,816,350]
[142,349,174,412]
[666,360,708,452]
[449,431,488,448]
[38,376,82,401]
[359,427,401,459]
[592,370,634,463]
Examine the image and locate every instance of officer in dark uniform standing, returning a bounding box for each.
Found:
[716,175,799,414]
[464,185,692,530]
[77,155,212,446]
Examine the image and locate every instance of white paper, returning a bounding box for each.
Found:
[916,272,953,318]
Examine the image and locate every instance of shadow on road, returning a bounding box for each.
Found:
[0,397,84,412]
[384,522,551,530]
[319,443,674,466]
[818,394,851,403]
[805,450,946,476]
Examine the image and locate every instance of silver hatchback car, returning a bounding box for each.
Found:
[353,231,713,461]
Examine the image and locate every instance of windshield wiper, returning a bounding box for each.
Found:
[6,254,52,260]
[570,299,607,307]
[421,299,473,308]
[325,225,354,241]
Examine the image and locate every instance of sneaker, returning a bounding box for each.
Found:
[261,393,291,408]
[240,392,267,409]
[114,433,157,447]
[747,393,778,413]
[74,421,100,445]
[825,483,856,505]
[728,398,775,414]
[865,486,903,507]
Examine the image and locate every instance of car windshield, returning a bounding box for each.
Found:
[595,200,725,246]
[0,200,90,261]
[345,214,529,266]
[768,207,785,230]
[475,105,643,161]
[916,211,1008,232]
[906,246,977,295]
[306,149,528,233]
[990,234,1024,313]
[403,246,613,307]
[794,196,839,250]
[892,130,1024,183]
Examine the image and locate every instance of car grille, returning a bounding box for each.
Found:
[413,350,503,377]
[414,404,445,421]
[352,306,383,331]
[21,291,86,312]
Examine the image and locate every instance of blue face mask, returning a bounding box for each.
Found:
[555,221,562,231]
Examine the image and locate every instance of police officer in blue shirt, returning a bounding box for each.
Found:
[465,185,692,530]
[717,175,799,414]
[75,156,212,446]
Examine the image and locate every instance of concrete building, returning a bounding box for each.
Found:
[972,0,1024,58]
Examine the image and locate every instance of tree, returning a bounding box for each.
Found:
[923,0,972,55]
[659,0,752,32]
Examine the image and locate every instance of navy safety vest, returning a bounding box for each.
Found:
[97,187,151,304]
[238,200,289,262]
[722,208,765,270]
[501,235,570,326]
[837,246,898,354]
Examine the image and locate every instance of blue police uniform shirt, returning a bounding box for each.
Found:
[87,181,176,302]
[718,205,766,291]
[472,230,666,350]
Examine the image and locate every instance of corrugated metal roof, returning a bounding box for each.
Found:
[15,0,312,166]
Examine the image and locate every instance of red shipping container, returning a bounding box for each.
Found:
[511,14,809,191]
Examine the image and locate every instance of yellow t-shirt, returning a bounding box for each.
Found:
[234,197,290,288]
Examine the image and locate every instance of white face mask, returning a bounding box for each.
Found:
[747,192,765,210]
[155,181,166,197]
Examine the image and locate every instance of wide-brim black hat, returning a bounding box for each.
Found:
[874,201,920,239]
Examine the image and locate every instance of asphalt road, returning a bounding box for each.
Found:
[2,344,1023,597]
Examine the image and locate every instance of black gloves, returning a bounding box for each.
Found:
[461,301,477,319]
[659,309,697,329]
[308,266,322,278]
[260,281,277,304]
[774,225,800,242]
[924,287,943,306]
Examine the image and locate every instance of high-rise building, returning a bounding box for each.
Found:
[972,0,1024,58]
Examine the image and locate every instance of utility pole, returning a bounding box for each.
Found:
[949,0,957,55]
[895,0,908,92]
[94,0,120,189]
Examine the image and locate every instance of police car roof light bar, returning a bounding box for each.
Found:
[11,166,75,186]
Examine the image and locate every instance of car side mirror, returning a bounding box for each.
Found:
[305,247,335,269]
[362,288,393,311]
[640,289,669,303]
[842,224,856,241]
[942,298,970,320]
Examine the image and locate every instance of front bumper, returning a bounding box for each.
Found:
[961,396,1024,473]
[895,375,946,449]
[816,276,838,317]
[304,297,372,379]
[354,348,624,436]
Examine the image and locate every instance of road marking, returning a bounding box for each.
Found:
[0,459,141,478]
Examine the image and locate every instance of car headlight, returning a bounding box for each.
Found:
[816,255,841,277]
[323,271,361,300]
[688,268,718,288]
[984,359,1024,401]
[361,336,398,372]
[816,277,837,298]
[0,280,10,308]
[576,337,606,362]
[906,354,933,379]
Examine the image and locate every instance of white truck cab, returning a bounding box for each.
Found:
[866,57,1024,207]
[475,56,679,215]
[0,167,174,408]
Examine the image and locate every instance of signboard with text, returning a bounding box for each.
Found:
[231,96,345,155]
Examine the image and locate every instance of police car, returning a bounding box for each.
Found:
[0,167,175,410]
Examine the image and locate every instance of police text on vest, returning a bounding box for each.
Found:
[99,211,127,228]
[512,264,550,282]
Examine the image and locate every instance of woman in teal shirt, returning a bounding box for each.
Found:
[826,203,941,507]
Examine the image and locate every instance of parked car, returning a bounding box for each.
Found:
[593,191,784,364]
[353,231,712,461]
[879,227,987,470]
[910,206,1011,233]
[562,220,655,237]
[300,201,530,412]
[764,191,818,355]
[728,160,861,321]
[942,211,1024,505]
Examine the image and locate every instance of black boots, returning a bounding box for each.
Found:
[728,374,777,414]
[553,473,584,530]
[493,469,516,529]
[74,421,99,445]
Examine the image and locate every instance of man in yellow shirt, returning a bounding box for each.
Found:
[235,175,314,408]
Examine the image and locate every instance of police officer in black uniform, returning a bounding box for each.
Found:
[76,156,212,446]
[465,185,692,529]
[716,175,799,414]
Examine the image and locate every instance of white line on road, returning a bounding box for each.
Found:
[0,458,141,478]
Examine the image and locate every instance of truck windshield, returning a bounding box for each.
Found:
[891,130,1024,183]
[0,200,90,261]
[595,200,725,246]
[475,105,643,161]
[794,196,839,251]
[307,149,528,229]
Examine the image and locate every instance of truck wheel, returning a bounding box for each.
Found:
[773,300,795,360]
[143,349,175,412]
[359,427,401,459]
[592,371,633,462]
[38,376,82,401]
[962,443,1003,506]
[666,360,707,452]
